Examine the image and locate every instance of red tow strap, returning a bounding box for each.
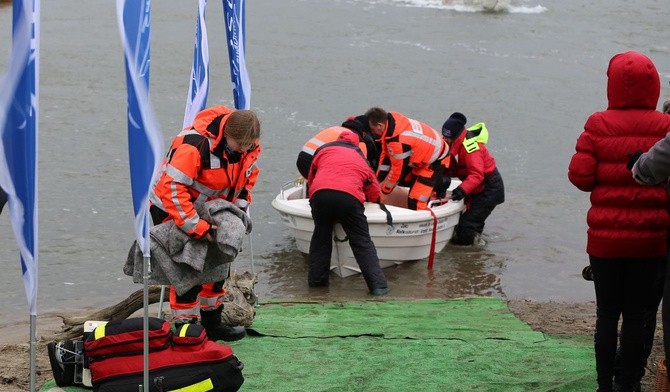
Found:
[427,208,438,269]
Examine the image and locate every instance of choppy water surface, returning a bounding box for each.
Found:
[0,0,669,325]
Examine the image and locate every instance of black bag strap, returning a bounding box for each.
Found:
[379,202,394,232]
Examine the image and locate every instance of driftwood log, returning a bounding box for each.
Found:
[48,271,258,341]
[48,286,163,341]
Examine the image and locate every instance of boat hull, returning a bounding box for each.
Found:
[272,181,465,278]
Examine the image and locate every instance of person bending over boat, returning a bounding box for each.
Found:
[364,107,449,211]
[296,118,375,178]
[569,51,670,392]
[438,112,504,246]
[307,130,388,295]
[150,105,261,342]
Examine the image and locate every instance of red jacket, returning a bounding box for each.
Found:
[568,51,670,258]
[308,131,381,205]
[445,132,498,196]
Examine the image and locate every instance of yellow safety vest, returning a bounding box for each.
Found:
[462,122,489,153]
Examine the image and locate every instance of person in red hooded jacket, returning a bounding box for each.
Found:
[307,130,389,295]
[439,112,504,246]
[150,105,261,342]
[568,51,670,392]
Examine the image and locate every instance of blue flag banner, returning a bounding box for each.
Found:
[223,0,250,110]
[0,0,40,316]
[183,0,210,128]
[116,0,164,257]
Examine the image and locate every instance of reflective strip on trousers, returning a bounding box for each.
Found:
[199,294,222,311]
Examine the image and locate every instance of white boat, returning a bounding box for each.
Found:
[271,179,466,278]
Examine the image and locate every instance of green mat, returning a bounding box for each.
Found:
[41,298,595,392]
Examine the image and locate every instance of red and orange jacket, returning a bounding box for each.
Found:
[151,106,261,239]
[302,126,368,157]
[444,131,498,196]
[308,131,380,205]
[378,111,448,193]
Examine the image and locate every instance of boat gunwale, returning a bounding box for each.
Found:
[271,187,465,224]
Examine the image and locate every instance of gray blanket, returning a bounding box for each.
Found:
[124,199,252,295]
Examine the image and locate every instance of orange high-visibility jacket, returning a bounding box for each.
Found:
[302,126,368,157]
[378,112,448,193]
[151,106,260,238]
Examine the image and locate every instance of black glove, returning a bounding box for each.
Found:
[435,176,452,199]
[626,149,643,170]
[450,186,466,201]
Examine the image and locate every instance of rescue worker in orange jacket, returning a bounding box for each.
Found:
[440,112,504,246]
[296,119,377,178]
[150,105,261,342]
[364,107,449,210]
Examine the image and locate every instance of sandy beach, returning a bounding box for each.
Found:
[0,300,664,392]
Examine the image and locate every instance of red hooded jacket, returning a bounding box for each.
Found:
[568,51,670,258]
[307,131,381,205]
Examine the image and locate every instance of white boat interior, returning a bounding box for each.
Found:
[272,179,466,278]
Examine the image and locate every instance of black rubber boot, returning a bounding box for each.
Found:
[200,304,246,342]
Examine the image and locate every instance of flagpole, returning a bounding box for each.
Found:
[116,0,163,390]
[29,314,36,391]
[223,0,255,305]
[2,1,40,390]
[142,210,150,391]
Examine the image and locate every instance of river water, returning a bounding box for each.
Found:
[0,0,669,327]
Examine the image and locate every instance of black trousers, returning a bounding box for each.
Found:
[308,190,387,291]
[662,256,670,380]
[590,255,665,391]
[612,257,664,387]
[453,168,505,245]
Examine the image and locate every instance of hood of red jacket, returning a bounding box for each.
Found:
[607,51,660,110]
[337,130,359,145]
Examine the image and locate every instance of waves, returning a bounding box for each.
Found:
[376,0,547,14]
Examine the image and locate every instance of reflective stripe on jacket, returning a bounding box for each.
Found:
[302,126,368,157]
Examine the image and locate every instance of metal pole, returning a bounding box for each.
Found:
[142,254,150,392]
[29,314,36,392]
[157,285,166,319]
[247,206,258,307]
